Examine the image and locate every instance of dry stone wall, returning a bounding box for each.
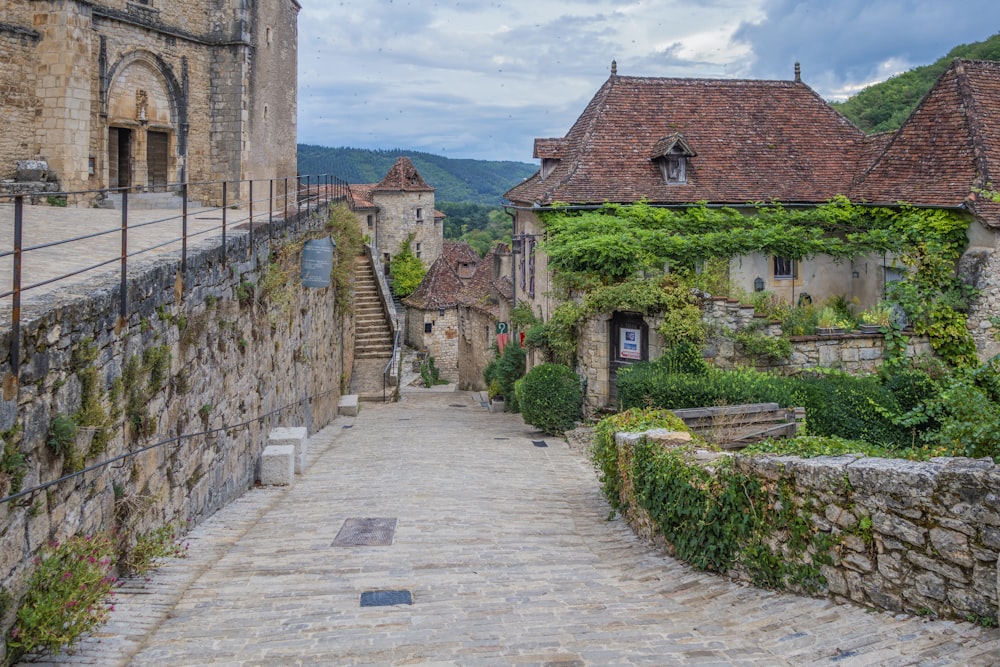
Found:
[0,205,351,648]
[614,432,1000,622]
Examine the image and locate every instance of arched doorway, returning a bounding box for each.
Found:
[105,53,182,191]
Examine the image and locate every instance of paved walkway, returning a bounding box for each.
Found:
[24,391,1000,666]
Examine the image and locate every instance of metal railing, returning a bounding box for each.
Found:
[1,174,352,379]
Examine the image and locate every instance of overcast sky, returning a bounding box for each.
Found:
[296,0,1000,163]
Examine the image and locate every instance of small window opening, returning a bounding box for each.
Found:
[773,256,798,280]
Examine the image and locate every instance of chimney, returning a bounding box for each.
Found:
[794,62,801,83]
[611,59,617,76]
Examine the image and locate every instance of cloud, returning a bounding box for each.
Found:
[296,0,1000,162]
[735,0,1000,98]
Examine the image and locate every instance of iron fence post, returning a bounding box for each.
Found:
[11,196,23,379]
[120,190,128,320]
[222,181,227,268]
[249,179,254,265]
[182,182,188,276]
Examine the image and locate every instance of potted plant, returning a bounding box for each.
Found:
[816,306,848,335]
[858,301,893,334]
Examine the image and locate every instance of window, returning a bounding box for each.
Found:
[773,256,798,280]
[424,322,433,333]
[415,208,424,223]
[366,214,373,228]
[664,155,686,184]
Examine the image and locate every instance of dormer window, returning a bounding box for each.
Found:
[534,137,568,181]
[651,133,696,185]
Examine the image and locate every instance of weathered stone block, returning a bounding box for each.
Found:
[929,527,973,569]
[269,427,308,474]
[258,445,294,486]
[872,511,926,547]
[338,394,359,417]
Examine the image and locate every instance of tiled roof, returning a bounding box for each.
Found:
[348,184,376,210]
[373,156,434,193]
[404,242,480,310]
[506,60,1000,228]
[441,241,480,267]
[507,72,866,206]
[852,59,1000,227]
[458,243,513,317]
[403,255,465,310]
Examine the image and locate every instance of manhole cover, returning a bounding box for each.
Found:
[342,424,353,429]
[533,440,548,448]
[332,518,397,546]
[361,590,412,607]
[494,437,510,440]
[449,404,468,408]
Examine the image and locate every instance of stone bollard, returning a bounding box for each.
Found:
[269,427,308,474]
[258,445,295,486]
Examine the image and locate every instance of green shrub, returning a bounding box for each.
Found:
[389,235,426,298]
[616,364,906,447]
[592,408,691,511]
[483,342,525,412]
[656,341,709,375]
[519,364,583,435]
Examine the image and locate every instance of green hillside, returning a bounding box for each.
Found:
[297,145,537,206]
[831,33,1000,133]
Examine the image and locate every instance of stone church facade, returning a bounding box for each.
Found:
[0,0,299,201]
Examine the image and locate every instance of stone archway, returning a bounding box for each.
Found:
[105,52,182,191]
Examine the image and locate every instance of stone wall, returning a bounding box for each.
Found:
[457,306,499,392]
[408,306,459,382]
[376,190,443,267]
[0,204,351,650]
[614,432,1000,622]
[0,15,40,181]
[576,297,933,414]
[0,0,297,195]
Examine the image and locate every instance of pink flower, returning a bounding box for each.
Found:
[62,571,73,580]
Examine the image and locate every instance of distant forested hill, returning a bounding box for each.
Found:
[297,145,537,205]
[831,32,1000,133]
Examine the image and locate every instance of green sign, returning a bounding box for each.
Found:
[496,321,509,335]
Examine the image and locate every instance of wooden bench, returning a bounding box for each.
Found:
[670,402,804,450]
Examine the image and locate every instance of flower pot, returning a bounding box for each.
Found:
[859,324,883,334]
[817,327,845,336]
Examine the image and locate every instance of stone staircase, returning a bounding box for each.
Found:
[351,254,396,400]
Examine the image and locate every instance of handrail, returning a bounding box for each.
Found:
[366,245,402,403]
[1,174,352,380]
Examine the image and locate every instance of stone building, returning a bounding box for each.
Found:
[349,157,445,268]
[456,244,513,391]
[403,241,481,382]
[506,59,1000,408]
[0,0,299,200]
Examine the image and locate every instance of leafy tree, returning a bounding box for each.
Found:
[389,235,426,298]
[831,33,1000,133]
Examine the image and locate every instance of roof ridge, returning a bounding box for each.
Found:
[539,74,620,203]
[955,60,994,190]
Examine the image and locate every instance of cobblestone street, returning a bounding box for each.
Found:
[23,390,1000,666]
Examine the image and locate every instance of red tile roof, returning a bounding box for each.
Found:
[348,184,376,210]
[373,156,434,193]
[459,243,513,317]
[404,242,480,310]
[852,59,1000,226]
[506,60,1000,227]
[507,72,866,207]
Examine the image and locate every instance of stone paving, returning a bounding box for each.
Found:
[21,389,1000,666]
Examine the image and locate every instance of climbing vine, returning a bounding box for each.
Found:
[539,198,979,366]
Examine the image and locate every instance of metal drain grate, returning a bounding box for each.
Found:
[332,518,397,546]
[342,424,353,429]
[361,590,412,607]
[449,404,468,408]
[533,440,548,448]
